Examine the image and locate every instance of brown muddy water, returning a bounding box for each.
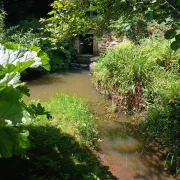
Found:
[27,69,177,180]
[26,69,100,102]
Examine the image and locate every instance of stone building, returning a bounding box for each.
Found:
[73,31,126,55]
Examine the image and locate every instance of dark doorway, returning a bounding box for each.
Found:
[79,34,93,54]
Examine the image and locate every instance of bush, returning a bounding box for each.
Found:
[93,37,179,110]
[2,19,77,73]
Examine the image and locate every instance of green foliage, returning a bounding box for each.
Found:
[47,42,76,71]
[3,21,76,72]
[0,42,50,158]
[3,26,41,48]
[43,0,180,50]
[40,93,98,141]
[93,41,155,94]
[0,93,113,179]
[110,19,148,42]
[0,126,29,158]
[92,36,180,172]
[7,29,41,48]
[143,96,180,173]
[93,37,180,106]
[0,9,6,41]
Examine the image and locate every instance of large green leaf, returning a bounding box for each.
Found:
[164,29,177,40]
[0,43,50,71]
[30,46,50,70]
[0,127,29,158]
[0,42,50,158]
[0,86,23,124]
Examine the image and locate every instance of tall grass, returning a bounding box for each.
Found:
[92,36,180,173]
[35,93,98,142]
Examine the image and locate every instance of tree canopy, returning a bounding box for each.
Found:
[2,0,53,26]
[42,0,180,50]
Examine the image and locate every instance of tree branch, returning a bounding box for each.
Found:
[164,0,180,15]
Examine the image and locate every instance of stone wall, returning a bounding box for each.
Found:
[93,32,127,55]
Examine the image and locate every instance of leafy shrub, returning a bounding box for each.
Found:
[93,41,157,111]
[0,42,50,158]
[93,37,179,110]
[3,23,76,72]
[46,42,76,71]
[4,28,41,48]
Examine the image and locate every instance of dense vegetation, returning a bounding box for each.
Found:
[0,6,76,74]
[92,36,180,173]
[0,0,180,178]
[1,93,114,179]
[43,0,180,50]
[0,42,50,157]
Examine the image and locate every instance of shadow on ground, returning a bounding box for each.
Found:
[0,125,116,180]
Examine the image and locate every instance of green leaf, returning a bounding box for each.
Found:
[15,61,35,72]
[170,40,180,51]
[176,0,180,6]
[0,128,13,158]
[3,61,34,74]
[164,29,177,40]
[0,101,23,125]
[175,33,180,41]
[28,103,52,119]
[29,46,41,53]
[16,85,30,97]
[0,127,30,158]
[0,72,21,85]
[3,42,21,50]
[37,51,50,71]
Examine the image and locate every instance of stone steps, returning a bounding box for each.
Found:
[73,54,94,64]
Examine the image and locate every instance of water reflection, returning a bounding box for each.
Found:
[97,120,175,180]
[26,69,100,102]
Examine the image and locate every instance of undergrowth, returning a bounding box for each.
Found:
[0,93,114,179]
[92,36,180,173]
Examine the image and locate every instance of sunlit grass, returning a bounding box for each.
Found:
[34,93,98,143]
[15,93,112,179]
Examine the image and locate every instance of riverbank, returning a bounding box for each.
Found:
[92,37,180,174]
[90,101,178,180]
[1,69,179,179]
[0,93,115,180]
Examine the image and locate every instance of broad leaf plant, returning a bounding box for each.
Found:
[0,42,51,158]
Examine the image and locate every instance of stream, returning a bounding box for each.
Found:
[27,69,177,180]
